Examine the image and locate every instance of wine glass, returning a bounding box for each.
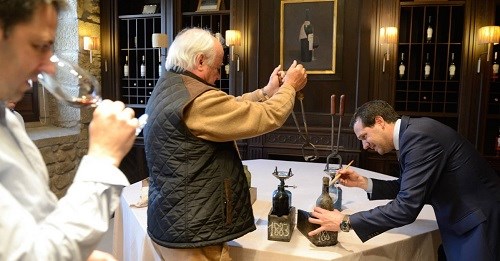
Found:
[328,182,339,208]
[37,55,148,135]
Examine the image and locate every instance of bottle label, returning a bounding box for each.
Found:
[426,27,433,41]
[141,65,146,77]
[399,64,406,78]
[493,64,499,75]
[124,65,129,77]
[425,65,431,77]
[449,64,456,78]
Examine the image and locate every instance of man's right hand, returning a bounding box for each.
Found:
[282,60,307,92]
[337,168,369,191]
[87,100,138,167]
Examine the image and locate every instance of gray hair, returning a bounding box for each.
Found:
[165,27,217,72]
[350,100,400,128]
[0,0,68,37]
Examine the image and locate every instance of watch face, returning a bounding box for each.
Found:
[341,217,350,232]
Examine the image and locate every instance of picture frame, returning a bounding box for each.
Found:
[142,4,157,14]
[197,0,222,12]
[280,0,337,74]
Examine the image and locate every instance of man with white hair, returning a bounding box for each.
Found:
[144,27,308,260]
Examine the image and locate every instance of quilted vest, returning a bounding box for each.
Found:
[144,71,256,248]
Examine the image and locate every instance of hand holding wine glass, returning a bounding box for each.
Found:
[37,55,148,136]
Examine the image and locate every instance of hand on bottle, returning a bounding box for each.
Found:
[282,60,307,92]
[337,168,368,190]
[307,207,342,236]
[262,65,285,97]
[87,100,138,167]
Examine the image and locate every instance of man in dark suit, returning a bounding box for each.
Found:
[308,100,500,260]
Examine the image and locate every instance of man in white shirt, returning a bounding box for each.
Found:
[0,0,139,260]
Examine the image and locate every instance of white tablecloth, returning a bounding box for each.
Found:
[114,159,441,260]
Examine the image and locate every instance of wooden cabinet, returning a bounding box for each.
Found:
[101,0,167,183]
[176,0,233,93]
[118,14,163,107]
[396,2,464,129]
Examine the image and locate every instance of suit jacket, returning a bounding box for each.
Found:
[350,116,500,260]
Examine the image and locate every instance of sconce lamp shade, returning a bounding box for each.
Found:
[83,36,97,51]
[477,26,500,44]
[152,33,168,48]
[380,27,398,45]
[225,30,241,46]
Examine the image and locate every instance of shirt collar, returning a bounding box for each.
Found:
[393,118,401,151]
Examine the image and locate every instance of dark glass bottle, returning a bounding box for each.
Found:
[272,178,290,216]
[316,177,334,210]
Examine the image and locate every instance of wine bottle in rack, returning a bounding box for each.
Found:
[493,52,499,81]
[140,55,146,78]
[124,55,129,77]
[426,16,433,43]
[424,53,431,79]
[449,53,456,80]
[158,51,163,78]
[399,52,406,79]
[299,9,314,62]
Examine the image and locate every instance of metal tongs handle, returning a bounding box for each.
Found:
[325,94,345,173]
[291,91,319,162]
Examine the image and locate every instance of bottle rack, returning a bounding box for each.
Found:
[119,14,162,107]
[180,0,231,93]
[484,42,500,156]
[396,3,464,129]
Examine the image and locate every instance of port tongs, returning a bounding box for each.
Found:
[325,94,345,175]
[291,92,319,162]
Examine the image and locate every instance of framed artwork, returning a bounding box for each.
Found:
[280,0,337,74]
[197,0,222,12]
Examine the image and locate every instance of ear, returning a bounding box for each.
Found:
[374,116,385,127]
[194,53,205,71]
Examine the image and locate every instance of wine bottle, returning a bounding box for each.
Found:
[158,51,163,77]
[426,16,433,43]
[124,55,129,77]
[316,177,334,211]
[449,53,456,80]
[272,177,290,216]
[493,52,499,81]
[140,55,146,78]
[299,9,314,62]
[424,53,431,79]
[399,52,406,79]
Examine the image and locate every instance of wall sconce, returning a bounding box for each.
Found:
[83,36,98,63]
[225,30,241,71]
[478,26,500,61]
[152,33,168,76]
[380,27,398,73]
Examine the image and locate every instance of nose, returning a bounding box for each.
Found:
[362,141,370,150]
[38,52,57,76]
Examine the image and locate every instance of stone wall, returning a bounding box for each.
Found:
[27,0,101,198]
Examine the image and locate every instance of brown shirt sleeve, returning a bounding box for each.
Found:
[185,84,296,142]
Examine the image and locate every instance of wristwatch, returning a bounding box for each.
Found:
[340,214,351,232]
